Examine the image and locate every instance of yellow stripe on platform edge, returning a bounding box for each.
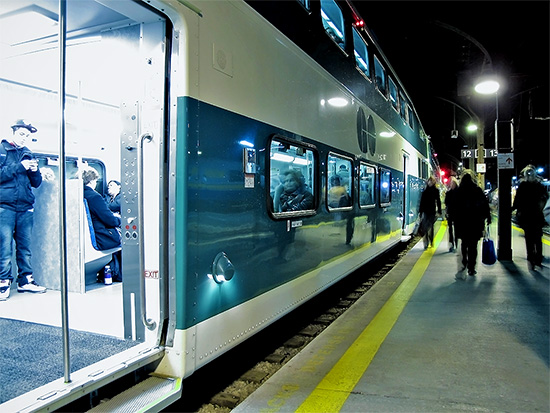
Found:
[296,225,447,413]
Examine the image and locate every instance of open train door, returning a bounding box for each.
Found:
[0,0,174,410]
[119,17,167,343]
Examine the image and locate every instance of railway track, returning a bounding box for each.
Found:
[166,236,418,413]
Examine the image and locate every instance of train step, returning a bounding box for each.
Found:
[88,375,181,413]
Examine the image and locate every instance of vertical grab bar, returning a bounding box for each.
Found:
[58,0,71,383]
[138,132,156,330]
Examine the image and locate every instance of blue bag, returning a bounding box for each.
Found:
[482,227,497,265]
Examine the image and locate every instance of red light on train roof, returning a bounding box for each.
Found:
[354,20,364,28]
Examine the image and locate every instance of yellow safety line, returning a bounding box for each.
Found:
[296,225,447,413]
[513,224,550,246]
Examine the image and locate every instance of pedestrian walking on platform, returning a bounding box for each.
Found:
[445,176,459,252]
[454,170,491,277]
[418,176,442,249]
[512,165,548,270]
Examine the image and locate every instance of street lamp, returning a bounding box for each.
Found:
[474,76,513,261]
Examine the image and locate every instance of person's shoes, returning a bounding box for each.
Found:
[468,270,477,276]
[0,280,11,301]
[17,275,46,294]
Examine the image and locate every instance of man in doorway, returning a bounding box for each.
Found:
[0,119,46,301]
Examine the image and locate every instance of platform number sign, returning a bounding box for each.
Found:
[461,149,498,159]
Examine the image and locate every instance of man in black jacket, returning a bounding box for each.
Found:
[419,176,442,249]
[0,120,46,301]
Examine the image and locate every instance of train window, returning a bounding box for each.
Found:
[388,77,399,111]
[327,154,352,210]
[359,163,376,208]
[373,56,387,97]
[399,91,408,121]
[321,0,346,51]
[379,168,391,206]
[270,139,316,216]
[352,28,370,78]
[407,104,414,130]
[297,0,311,11]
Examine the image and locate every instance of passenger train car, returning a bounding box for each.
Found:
[0,0,435,410]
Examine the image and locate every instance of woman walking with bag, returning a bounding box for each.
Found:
[454,171,491,276]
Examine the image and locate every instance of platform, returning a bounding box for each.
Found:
[234,220,550,412]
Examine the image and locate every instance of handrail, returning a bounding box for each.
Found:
[138,132,156,331]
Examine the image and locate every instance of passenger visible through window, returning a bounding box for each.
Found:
[327,154,352,209]
[270,139,316,215]
[359,163,376,207]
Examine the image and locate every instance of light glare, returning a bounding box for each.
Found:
[475,80,500,95]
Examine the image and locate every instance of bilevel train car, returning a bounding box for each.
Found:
[0,0,434,410]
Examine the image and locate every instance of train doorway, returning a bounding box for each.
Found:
[0,0,167,404]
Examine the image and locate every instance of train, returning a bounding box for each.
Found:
[0,0,436,410]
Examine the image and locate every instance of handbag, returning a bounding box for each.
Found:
[482,226,497,265]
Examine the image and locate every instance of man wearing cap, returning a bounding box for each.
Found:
[0,119,46,301]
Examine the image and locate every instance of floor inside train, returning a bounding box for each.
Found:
[0,282,136,404]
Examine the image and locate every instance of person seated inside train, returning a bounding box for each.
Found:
[328,175,351,208]
[336,164,350,189]
[82,168,122,282]
[104,179,121,216]
[277,169,314,212]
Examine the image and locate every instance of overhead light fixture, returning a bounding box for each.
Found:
[327,97,348,107]
[475,79,500,95]
[379,131,395,138]
[467,124,478,132]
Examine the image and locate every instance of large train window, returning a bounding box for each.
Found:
[327,154,352,210]
[321,0,346,51]
[270,139,316,216]
[388,77,399,112]
[353,28,370,79]
[379,168,392,206]
[374,56,387,97]
[359,163,376,208]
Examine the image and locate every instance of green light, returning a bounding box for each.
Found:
[467,124,478,132]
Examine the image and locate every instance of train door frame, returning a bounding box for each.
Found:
[119,19,168,343]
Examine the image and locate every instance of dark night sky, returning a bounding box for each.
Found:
[356,1,549,183]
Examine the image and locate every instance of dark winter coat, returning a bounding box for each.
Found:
[512,180,548,230]
[419,184,442,217]
[445,187,458,220]
[104,193,121,213]
[0,140,42,212]
[280,187,314,212]
[84,185,121,250]
[454,177,491,241]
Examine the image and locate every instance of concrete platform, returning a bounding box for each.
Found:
[234,221,549,412]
